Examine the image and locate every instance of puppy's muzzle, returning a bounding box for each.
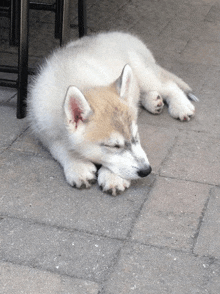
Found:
[137,166,152,178]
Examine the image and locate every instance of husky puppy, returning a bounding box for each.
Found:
[27,32,198,195]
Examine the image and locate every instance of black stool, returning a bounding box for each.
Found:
[0,0,87,118]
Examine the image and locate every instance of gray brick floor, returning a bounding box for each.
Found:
[0,0,220,293]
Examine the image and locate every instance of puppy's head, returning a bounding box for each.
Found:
[63,65,151,180]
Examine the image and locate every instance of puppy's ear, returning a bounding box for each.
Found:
[63,86,92,129]
[116,64,133,103]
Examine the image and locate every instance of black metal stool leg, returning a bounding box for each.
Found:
[10,0,20,46]
[17,0,29,119]
[55,0,61,39]
[10,0,16,45]
[78,0,87,38]
[60,0,70,46]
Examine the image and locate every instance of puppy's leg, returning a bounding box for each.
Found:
[98,167,130,196]
[160,68,192,93]
[135,64,197,121]
[160,80,195,121]
[49,141,97,188]
[140,90,164,114]
[160,68,199,102]
[134,67,165,114]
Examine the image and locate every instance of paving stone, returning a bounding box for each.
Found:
[181,40,220,66]
[0,0,220,292]
[87,0,130,31]
[0,88,16,104]
[142,66,220,135]
[126,1,173,38]
[191,0,217,5]
[0,217,122,283]
[137,122,178,174]
[195,21,220,43]
[170,62,215,93]
[0,261,100,294]
[205,1,220,22]
[131,177,210,251]
[130,62,217,136]
[172,2,212,19]
[201,65,220,93]
[0,107,28,152]
[156,3,211,41]
[9,127,52,158]
[136,86,220,136]
[160,131,220,186]
[160,18,206,42]
[194,187,220,259]
[0,151,154,239]
[136,104,199,136]
[143,35,188,61]
[104,243,220,294]
[190,88,220,136]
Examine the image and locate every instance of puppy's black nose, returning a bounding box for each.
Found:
[137,166,152,178]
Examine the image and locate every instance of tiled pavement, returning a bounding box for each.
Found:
[0,0,220,293]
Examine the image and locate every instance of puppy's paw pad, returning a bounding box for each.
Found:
[169,99,195,121]
[98,167,130,196]
[65,161,97,188]
[142,91,164,114]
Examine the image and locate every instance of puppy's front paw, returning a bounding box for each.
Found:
[168,98,195,121]
[98,167,130,196]
[64,160,97,188]
[141,91,164,114]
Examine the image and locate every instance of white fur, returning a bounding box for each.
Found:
[28,31,197,195]
[98,167,131,196]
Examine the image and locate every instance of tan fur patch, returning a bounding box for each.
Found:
[83,84,134,142]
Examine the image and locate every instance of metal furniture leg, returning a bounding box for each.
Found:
[14,0,86,118]
[10,0,20,45]
[78,0,87,38]
[60,0,70,46]
[17,0,29,119]
[55,0,61,38]
[10,0,16,45]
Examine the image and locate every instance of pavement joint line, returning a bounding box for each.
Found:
[179,37,191,55]
[0,214,127,243]
[142,123,218,138]
[8,92,17,101]
[0,149,6,155]
[4,148,50,158]
[0,258,101,285]
[204,4,214,19]
[98,246,123,284]
[121,238,220,261]
[1,126,30,154]
[158,132,179,175]
[157,173,217,188]
[99,239,220,289]
[2,213,220,263]
[99,256,124,293]
[2,238,220,277]
[0,94,17,106]
[191,186,214,253]
[157,18,173,37]
[125,176,157,239]
[2,236,219,289]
